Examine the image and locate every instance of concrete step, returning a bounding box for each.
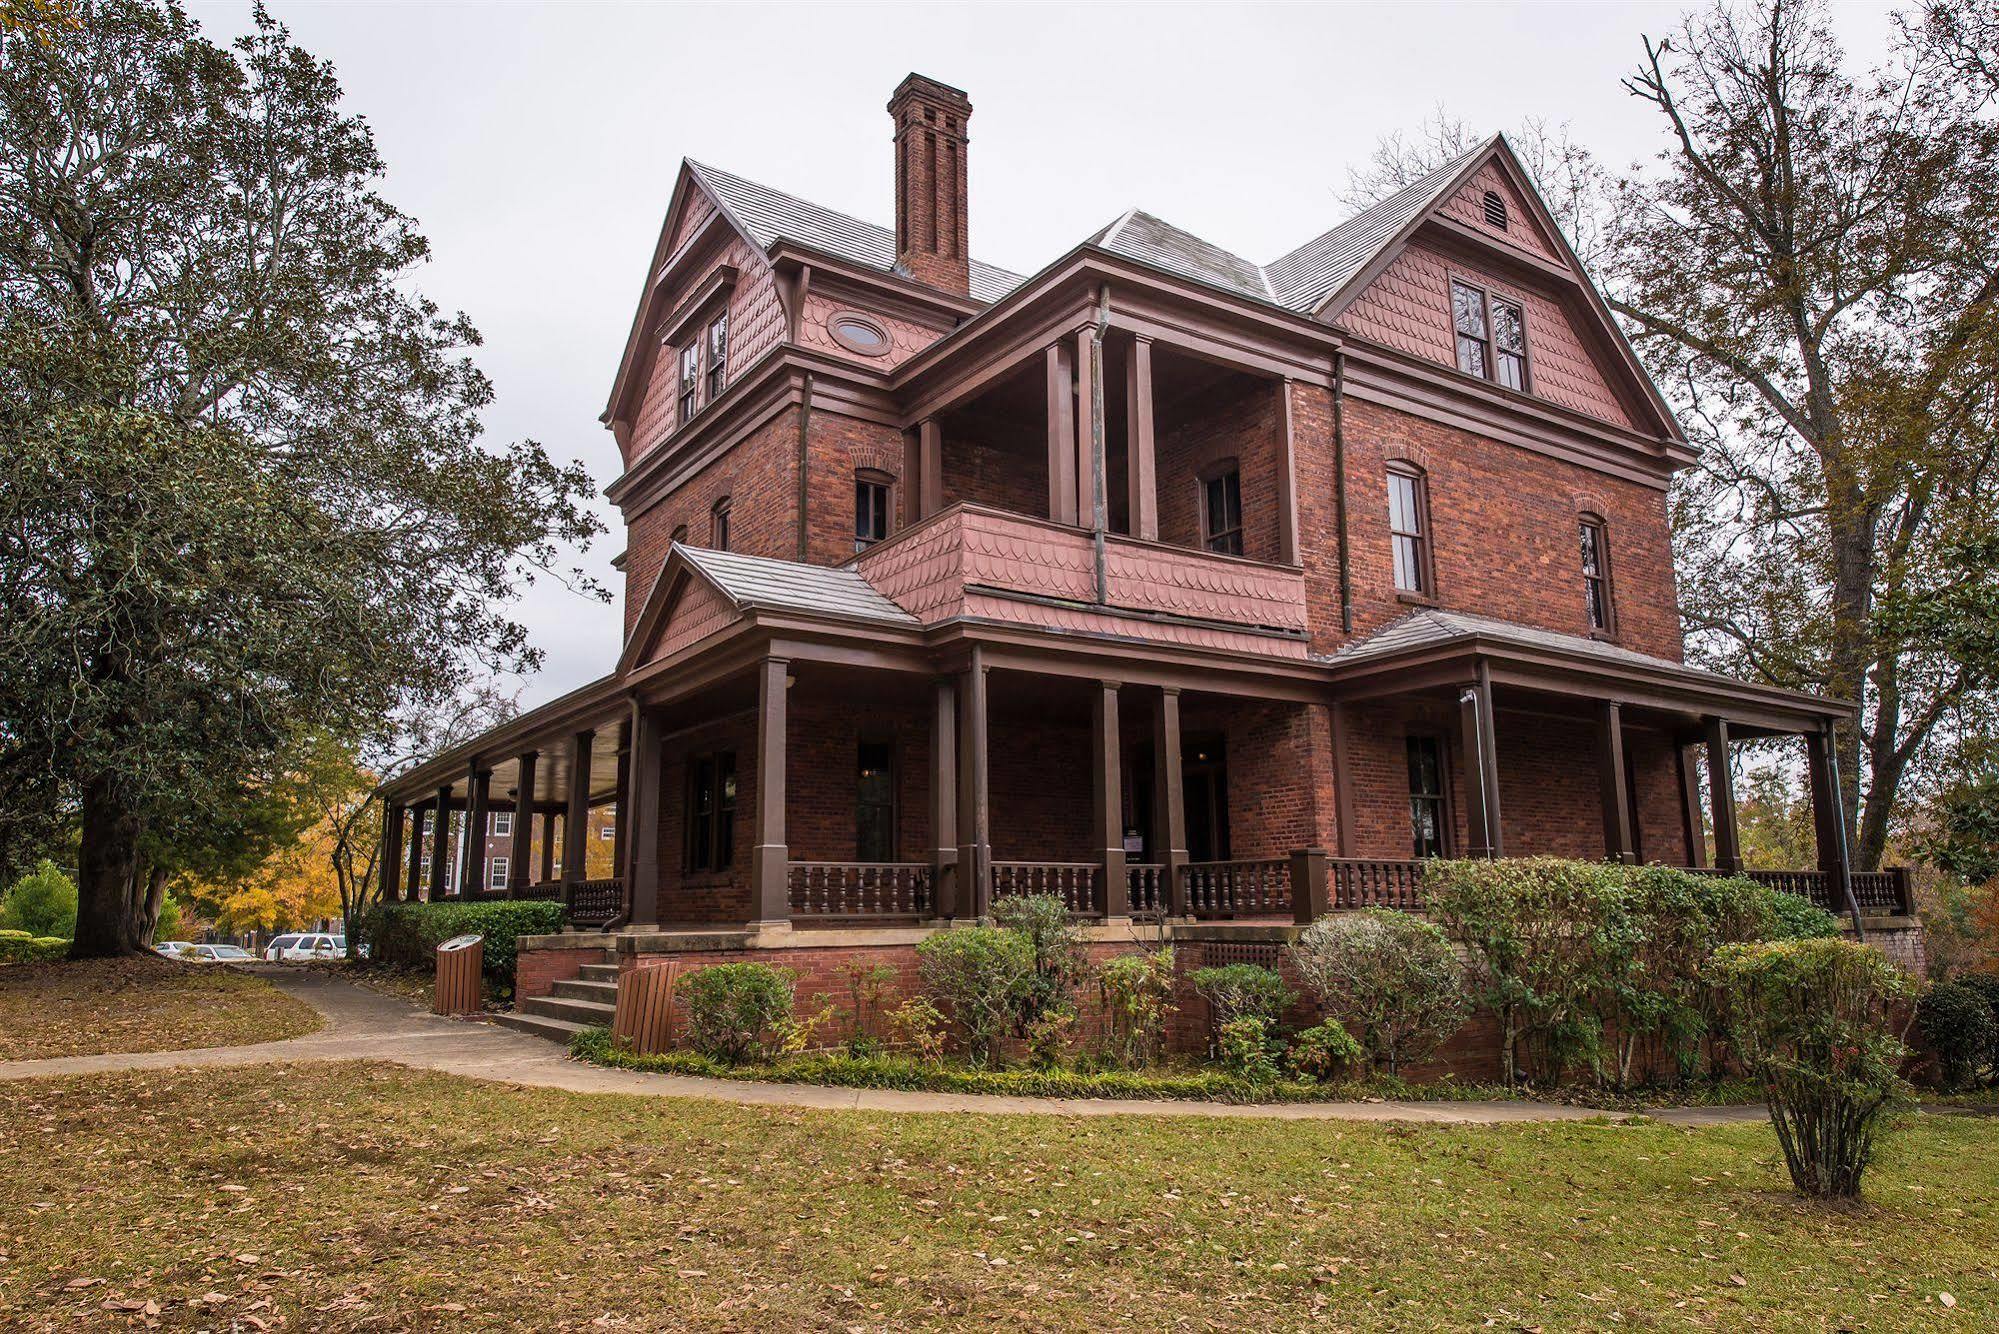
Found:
[518,993,615,1027]
[551,977,618,1005]
[491,1010,591,1044]
[577,963,620,983]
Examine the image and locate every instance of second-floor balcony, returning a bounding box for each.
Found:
[854,502,1308,657]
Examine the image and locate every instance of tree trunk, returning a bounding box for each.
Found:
[134,864,169,946]
[72,772,145,957]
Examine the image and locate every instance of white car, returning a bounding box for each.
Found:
[180,944,255,963]
[153,940,193,959]
[264,933,347,962]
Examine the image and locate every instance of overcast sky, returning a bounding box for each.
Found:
[187,0,1899,711]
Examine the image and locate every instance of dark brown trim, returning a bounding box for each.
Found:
[659,265,740,347]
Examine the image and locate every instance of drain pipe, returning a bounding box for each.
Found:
[1333,346,1353,634]
[1088,285,1111,604]
[1827,724,1866,942]
[794,373,814,562]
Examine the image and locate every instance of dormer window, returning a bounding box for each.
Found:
[677,343,700,424]
[705,313,729,399]
[1452,279,1529,393]
[1482,189,1507,229]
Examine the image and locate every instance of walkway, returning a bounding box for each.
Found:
[0,967,1766,1126]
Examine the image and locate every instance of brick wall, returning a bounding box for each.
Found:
[1156,375,1283,562]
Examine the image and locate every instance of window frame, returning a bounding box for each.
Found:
[1198,460,1244,556]
[828,311,892,358]
[490,810,512,837]
[854,470,893,552]
[1449,276,1531,394]
[677,342,701,424]
[1405,733,1453,859]
[855,737,897,863]
[704,312,729,400]
[683,751,737,875]
[1385,461,1435,601]
[1579,513,1616,637]
[710,497,731,552]
[488,856,509,891]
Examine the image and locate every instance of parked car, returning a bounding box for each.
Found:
[180,944,255,963]
[153,940,193,959]
[264,933,348,962]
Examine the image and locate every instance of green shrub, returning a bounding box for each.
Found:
[1286,1020,1365,1084]
[916,927,1034,1065]
[1095,948,1177,1069]
[1215,1015,1279,1082]
[1761,886,1842,940]
[0,860,77,939]
[1956,973,1999,1072]
[1287,910,1467,1076]
[360,899,563,992]
[0,934,69,964]
[842,960,898,1058]
[991,893,1087,1029]
[1712,937,1913,1200]
[681,963,797,1064]
[1918,980,1996,1091]
[1189,963,1292,1029]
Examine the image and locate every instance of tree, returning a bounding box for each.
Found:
[1341,0,1999,870]
[0,859,76,937]
[0,2,602,955]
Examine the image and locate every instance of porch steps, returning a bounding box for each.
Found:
[577,963,621,983]
[493,956,620,1046]
[491,1010,594,1044]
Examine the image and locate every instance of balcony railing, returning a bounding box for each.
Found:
[565,878,624,927]
[1185,858,1292,918]
[1328,858,1428,911]
[789,861,932,919]
[992,861,1101,916]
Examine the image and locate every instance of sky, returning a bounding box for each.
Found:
[186,0,1902,711]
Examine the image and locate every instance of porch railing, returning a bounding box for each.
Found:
[992,861,1101,916]
[1184,858,1292,918]
[1692,865,1913,917]
[789,861,932,919]
[1328,858,1428,911]
[1126,863,1168,916]
[565,877,624,927]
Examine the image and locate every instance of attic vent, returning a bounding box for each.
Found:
[1482,190,1508,229]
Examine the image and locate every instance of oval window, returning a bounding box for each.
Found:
[829,313,890,356]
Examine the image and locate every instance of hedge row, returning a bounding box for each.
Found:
[0,930,70,964]
[361,900,563,989]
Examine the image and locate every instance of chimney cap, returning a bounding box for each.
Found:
[888,73,971,114]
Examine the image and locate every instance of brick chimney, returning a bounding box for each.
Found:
[888,74,971,296]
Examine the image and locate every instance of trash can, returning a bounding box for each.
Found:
[612,962,680,1055]
[433,933,484,1016]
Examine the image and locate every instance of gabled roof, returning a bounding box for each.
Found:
[688,160,1023,304]
[677,545,917,626]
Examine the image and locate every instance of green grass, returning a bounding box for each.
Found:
[0,1059,1988,1330]
[0,957,320,1060]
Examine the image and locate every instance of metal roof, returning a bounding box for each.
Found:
[677,544,919,626]
[687,159,1023,305]
[1322,607,1692,672]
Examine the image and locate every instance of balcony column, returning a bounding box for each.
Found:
[929,676,960,918]
[508,751,537,896]
[1076,325,1107,535]
[1045,343,1079,526]
[627,705,663,927]
[1153,686,1189,917]
[1805,723,1862,931]
[378,800,404,904]
[404,801,427,902]
[1595,701,1636,863]
[563,729,593,896]
[750,658,791,927]
[917,418,944,519]
[1093,680,1128,918]
[956,647,992,918]
[1457,666,1503,858]
[1275,377,1301,565]
[1676,742,1708,867]
[1125,335,1158,542]
[460,763,490,897]
[1703,716,1742,873]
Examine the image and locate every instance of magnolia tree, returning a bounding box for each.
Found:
[0,3,602,955]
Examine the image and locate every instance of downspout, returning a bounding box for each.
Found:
[1828,722,1865,942]
[794,372,814,562]
[1333,346,1353,634]
[1089,286,1111,604]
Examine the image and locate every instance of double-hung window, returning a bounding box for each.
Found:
[1201,465,1243,555]
[1407,736,1448,859]
[855,474,891,551]
[677,343,700,424]
[1451,279,1528,392]
[685,752,736,873]
[1580,516,1614,634]
[1387,464,1432,596]
[705,313,729,400]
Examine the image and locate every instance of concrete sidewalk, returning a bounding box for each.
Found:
[0,966,1768,1126]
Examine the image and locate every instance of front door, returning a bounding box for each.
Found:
[1184,735,1229,862]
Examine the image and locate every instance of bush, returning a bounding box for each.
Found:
[0,860,77,939]
[1762,886,1842,940]
[1918,980,1996,1091]
[1712,937,1914,1200]
[916,927,1034,1065]
[681,963,797,1064]
[0,934,69,964]
[1286,1020,1365,1084]
[1215,1015,1279,1082]
[1956,973,1999,1072]
[1288,910,1467,1076]
[1189,963,1292,1029]
[1096,948,1177,1069]
[842,960,898,1058]
[360,899,564,992]
[991,893,1087,1029]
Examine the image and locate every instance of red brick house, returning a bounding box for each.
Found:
[376,76,1917,1036]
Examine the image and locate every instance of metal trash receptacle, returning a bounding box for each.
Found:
[433,933,484,1015]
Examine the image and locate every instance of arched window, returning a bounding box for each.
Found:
[1386,462,1433,597]
[710,498,731,552]
[854,470,893,551]
[1579,514,1614,634]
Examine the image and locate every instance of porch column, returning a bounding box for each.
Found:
[563,729,593,889]
[956,647,992,918]
[1595,701,1635,863]
[1045,343,1079,526]
[1275,378,1301,565]
[404,802,427,903]
[1703,716,1742,873]
[1093,680,1128,917]
[460,763,489,897]
[1805,723,1861,930]
[627,705,662,927]
[1676,742,1708,867]
[539,809,557,884]
[429,786,454,899]
[917,418,944,519]
[1458,666,1503,858]
[1329,701,1356,858]
[611,720,630,892]
[508,751,537,895]
[749,657,791,926]
[929,676,960,918]
[1153,686,1189,916]
[378,801,404,903]
[1125,335,1158,541]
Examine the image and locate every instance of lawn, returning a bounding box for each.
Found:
[0,958,321,1060]
[0,1061,1988,1331]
